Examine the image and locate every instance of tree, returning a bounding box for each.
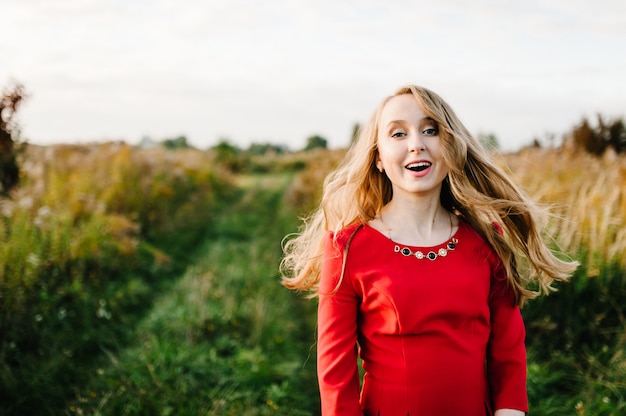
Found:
[212,139,243,172]
[247,142,287,155]
[608,118,626,153]
[0,81,26,195]
[568,115,626,156]
[303,135,327,151]
[350,123,361,144]
[571,118,602,155]
[477,132,499,151]
[162,135,192,149]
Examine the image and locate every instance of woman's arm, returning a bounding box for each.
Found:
[487,259,529,413]
[317,231,363,416]
[495,409,525,416]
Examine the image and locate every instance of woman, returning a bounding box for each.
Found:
[281,85,578,415]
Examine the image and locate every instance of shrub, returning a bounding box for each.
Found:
[0,142,234,413]
[0,81,26,194]
[568,115,626,155]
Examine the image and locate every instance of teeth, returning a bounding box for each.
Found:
[407,162,431,170]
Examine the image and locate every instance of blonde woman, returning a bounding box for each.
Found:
[281,85,577,415]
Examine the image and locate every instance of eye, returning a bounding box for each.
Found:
[422,127,438,136]
[391,130,406,138]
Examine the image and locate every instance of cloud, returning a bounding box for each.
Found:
[0,0,624,151]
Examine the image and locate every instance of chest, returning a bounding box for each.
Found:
[347,245,493,335]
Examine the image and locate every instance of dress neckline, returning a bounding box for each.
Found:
[363,219,464,250]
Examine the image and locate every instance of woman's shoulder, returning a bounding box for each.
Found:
[458,218,502,240]
[458,219,505,265]
[458,219,498,252]
[326,222,365,250]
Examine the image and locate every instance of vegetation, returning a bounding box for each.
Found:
[0,143,236,414]
[500,148,626,414]
[303,135,328,151]
[0,112,624,414]
[0,81,26,195]
[66,173,319,415]
[162,135,193,150]
[567,114,626,155]
[247,142,288,156]
[478,132,499,150]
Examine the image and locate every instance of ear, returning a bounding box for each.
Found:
[374,147,383,172]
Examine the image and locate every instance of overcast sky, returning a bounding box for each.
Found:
[1,0,625,152]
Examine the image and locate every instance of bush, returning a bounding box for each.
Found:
[0,143,235,413]
[568,115,626,155]
[0,81,26,194]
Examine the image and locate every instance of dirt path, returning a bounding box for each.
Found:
[69,173,319,415]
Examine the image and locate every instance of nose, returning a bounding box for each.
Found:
[407,131,426,153]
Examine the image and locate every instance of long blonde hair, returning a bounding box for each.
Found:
[280,85,578,305]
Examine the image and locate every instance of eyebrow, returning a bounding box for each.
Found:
[385,117,436,127]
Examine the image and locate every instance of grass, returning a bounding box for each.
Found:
[2,144,625,415]
[499,147,626,271]
[500,147,626,415]
[66,173,319,415]
[0,143,235,415]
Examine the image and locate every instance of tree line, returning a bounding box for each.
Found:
[2,80,625,191]
[568,115,626,155]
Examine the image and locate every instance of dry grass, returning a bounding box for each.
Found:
[499,147,626,271]
[283,148,346,213]
[287,146,626,269]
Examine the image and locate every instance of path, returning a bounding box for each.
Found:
[68,173,319,415]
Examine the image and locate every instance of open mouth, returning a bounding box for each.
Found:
[406,161,431,172]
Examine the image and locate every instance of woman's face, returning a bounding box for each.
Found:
[376,94,449,199]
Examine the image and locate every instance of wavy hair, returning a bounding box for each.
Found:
[280,85,578,305]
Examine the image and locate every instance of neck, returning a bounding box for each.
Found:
[378,196,452,246]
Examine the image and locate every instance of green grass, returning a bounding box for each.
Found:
[0,144,236,415]
[66,173,319,415]
[62,171,626,416]
[523,256,626,415]
[3,145,626,415]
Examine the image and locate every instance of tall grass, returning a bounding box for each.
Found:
[2,143,625,414]
[0,143,234,414]
[66,173,319,415]
[499,147,626,414]
[500,147,626,271]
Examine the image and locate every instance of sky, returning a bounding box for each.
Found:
[1,0,625,152]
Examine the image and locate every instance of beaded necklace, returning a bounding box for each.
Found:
[378,212,459,261]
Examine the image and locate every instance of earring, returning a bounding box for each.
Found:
[377,163,384,173]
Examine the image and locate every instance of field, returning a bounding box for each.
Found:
[0,143,624,415]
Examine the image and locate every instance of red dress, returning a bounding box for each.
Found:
[317,221,528,415]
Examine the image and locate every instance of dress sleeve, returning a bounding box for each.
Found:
[317,230,363,416]
[487,259,529,413]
